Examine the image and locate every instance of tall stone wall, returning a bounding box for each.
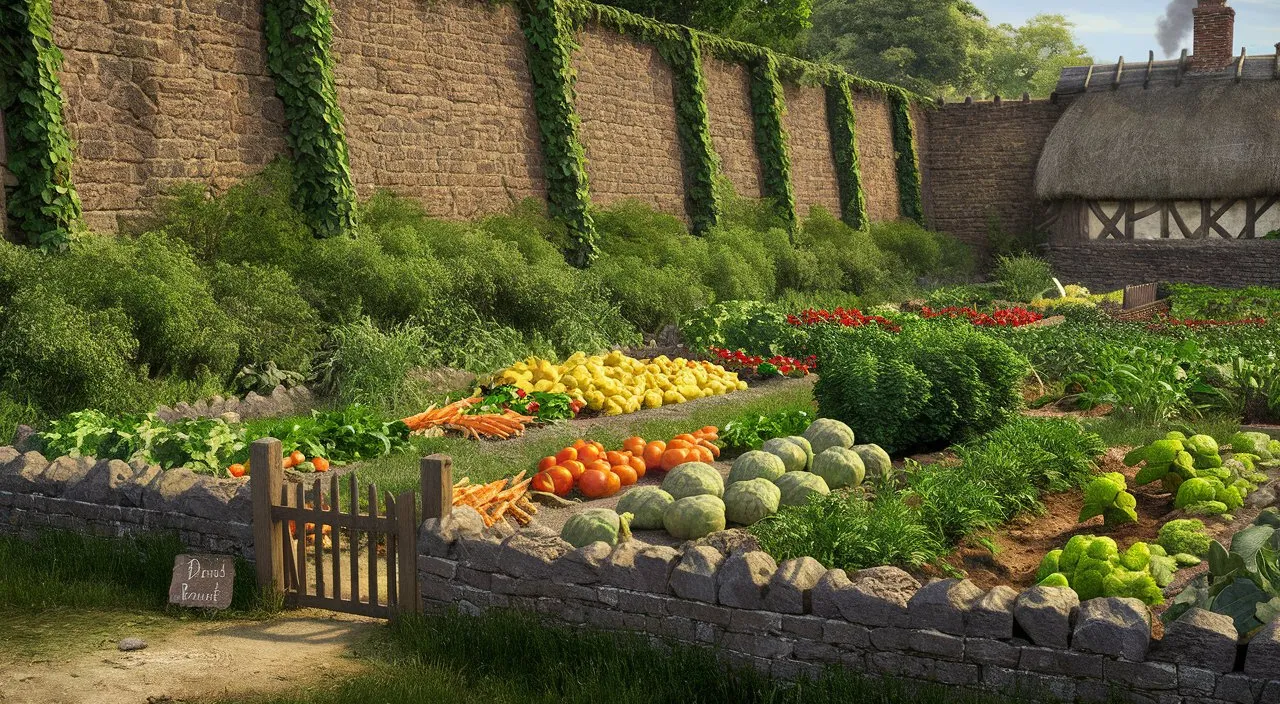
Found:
[782,84,840,219]
[330,0,546,218]
[921,99,1064,250]
[573,25,687,216]
[1046,239,1280,290]
[702,57,762,200]
[52,0,288,233]
[851,91,900,223]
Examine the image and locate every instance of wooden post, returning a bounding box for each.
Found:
[250,437,284,592]
[421,454,453,521]
[395,489,420,617]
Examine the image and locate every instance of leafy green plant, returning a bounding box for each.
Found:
[1165,509,1280,638]
[825,80,868,230]
[310,318,433,413]
[1159,519,1212,558]
[657,28,720,234]
[719,409,813,452]
[39,410,246,475]
[242,405,410,465]
[233,362,306,397]
[888,89,923,224]
[992,254,1054,303]
[680,300,802,357]
[748,53,795,230]
[0,0,82,249]
[263,0,357,238]
[1035,535,1176,605]
[1078,473,1138,527]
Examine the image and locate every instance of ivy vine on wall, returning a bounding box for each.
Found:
[748,53,795,231]
[825,80,868,230]
[522,0,597,267]
[264,0,358,239]
[889,88,924,225]
[0,0,82,250]
[658,29,720,234]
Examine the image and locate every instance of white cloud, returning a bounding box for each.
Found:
[1066,11,1160,35]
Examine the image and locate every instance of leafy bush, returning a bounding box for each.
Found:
[993,255,1055,303]
[869,220,973,282]
[680,301,803,357]
[795,207,900,296]
[312,319,434,412]
[0,286,140,416]
[813,322,1028,453]
[208,262,322,373]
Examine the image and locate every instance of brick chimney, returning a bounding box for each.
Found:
[1191,0,1236,72]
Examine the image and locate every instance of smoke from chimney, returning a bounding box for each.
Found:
[1156,0,1196,57]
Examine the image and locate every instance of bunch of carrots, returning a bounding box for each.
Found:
[453,472,537,526]
[402,398,534,440]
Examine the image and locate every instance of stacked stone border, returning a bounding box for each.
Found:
[0,445,253,556]
[419,506,1280,704]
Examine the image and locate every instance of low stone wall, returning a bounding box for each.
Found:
[0,446,253,556]
[154,384,316,424]
[419,507,1280,704]
[1046,239,1280,291]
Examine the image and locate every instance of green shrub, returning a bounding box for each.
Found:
[870,220,973,282]
[0,286,139,415]
[993,255,1055,302]
[208,262,322,372]
[313,318,434,412]
[795,207,899,296]
[680,300,804,357]
[813,322,1028,452]
[43,233,240,379]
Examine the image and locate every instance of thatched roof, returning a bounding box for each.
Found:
[1035,81,1280,201]
[1056,54,1280,95]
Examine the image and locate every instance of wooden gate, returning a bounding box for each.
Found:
[249,438,441,619]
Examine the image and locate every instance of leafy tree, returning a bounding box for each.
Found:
[597,0,812,52]
[805,0,990,96]
[977,14,1092,99]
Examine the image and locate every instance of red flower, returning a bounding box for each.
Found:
[516,388,527,398]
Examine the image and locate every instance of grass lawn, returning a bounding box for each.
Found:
[346,379,817,495]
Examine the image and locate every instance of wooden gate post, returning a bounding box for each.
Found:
[395,489,420,616]
[421,454,453,521]
[250,437,284,592]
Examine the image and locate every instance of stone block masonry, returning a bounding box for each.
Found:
[782,84,840,219]
[572,25,687,217]
[702,57,762,200]
[420,507,1280,703]
[851,91,901,223]
[1046,239,1280,291]
[922,100,1064,250]
[54,0,289,234]
[330,0,546,218]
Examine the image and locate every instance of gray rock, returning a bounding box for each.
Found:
[0,450,50,493]
[909,578,981,635]
[0,445,21,481]
[192,398,210,417]
[180,475,238,521]
[227,481,252,518]
[1015,586,1079,649]
[271,384,289,399]
[154,405,176,422]
[63,459,136,506]
[602,542,679,593]
[420,506,487,558]
[142,467,201,512]
[765,557,826,614]
[126,464,163,505]
[218,411,242,426]
[39,455,94,495]
[1244,618,1280,679]
[810,568,853,618]
[498,533,572,580]
[670,545,724,603]
[966,585,1018,639]
[117,638,147,652]
[553,541,612,585]
[692,529,760,556]
[173,401,194,418]
[1072,597,1151,662]
[842,566,920,627]
[13,425,41,453]
[1247,486,1277,509]
[486,518,516,541]
[717,550,777,609]
[1152,608,1238,673]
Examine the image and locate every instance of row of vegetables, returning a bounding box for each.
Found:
[559,418,885,547]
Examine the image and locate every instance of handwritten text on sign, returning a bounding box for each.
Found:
[168,554,235,609]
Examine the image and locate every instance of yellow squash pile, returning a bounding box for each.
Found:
[494,350,747,416]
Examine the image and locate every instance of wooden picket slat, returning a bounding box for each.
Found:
[348,473,359,604]
[330,475,341,599]
[367,483,379,609]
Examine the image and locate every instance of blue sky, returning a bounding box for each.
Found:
[974,0,1280,61]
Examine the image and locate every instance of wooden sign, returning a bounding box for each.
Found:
[169,554,235,609]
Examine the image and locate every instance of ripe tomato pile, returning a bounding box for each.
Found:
[919,305,1044,328]
[786,307,901,332]
[530,426,720,499]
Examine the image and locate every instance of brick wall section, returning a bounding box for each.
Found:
[851,91,899,223]
[420,513,1280,703]
[53,0,287,233]
[781,83,840,219]
[921,100,1064,250]
[330,0,546,217]
[573,26,686,217]
[702,57,762,199]
[1046,240,1280,290]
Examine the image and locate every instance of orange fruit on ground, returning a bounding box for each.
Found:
[572,438,588,450]
[584,459,612,474]
[604,470,621,496]
[559,459,585,480]
[545,466,574,495]
[661,448,691,471]
[556,447,578,464]
[623,436,646,454]
[591,441,606,456]
[606,450,628,466]
[667,438,695,451]
[227,463,246,478]
[531,471,558,494]
[698,440,721,458]
[537,455,558,472]
[578,444,601,464]
[691,446,714,464]
[579,469,613,499]
[642,441,666,470]
[674,433,698,445]
[612,465,638,486]
[699,426,719,437]
[627,454,646,478]
[312,457,331,472]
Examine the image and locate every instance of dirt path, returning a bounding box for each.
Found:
[0,612,378,704]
